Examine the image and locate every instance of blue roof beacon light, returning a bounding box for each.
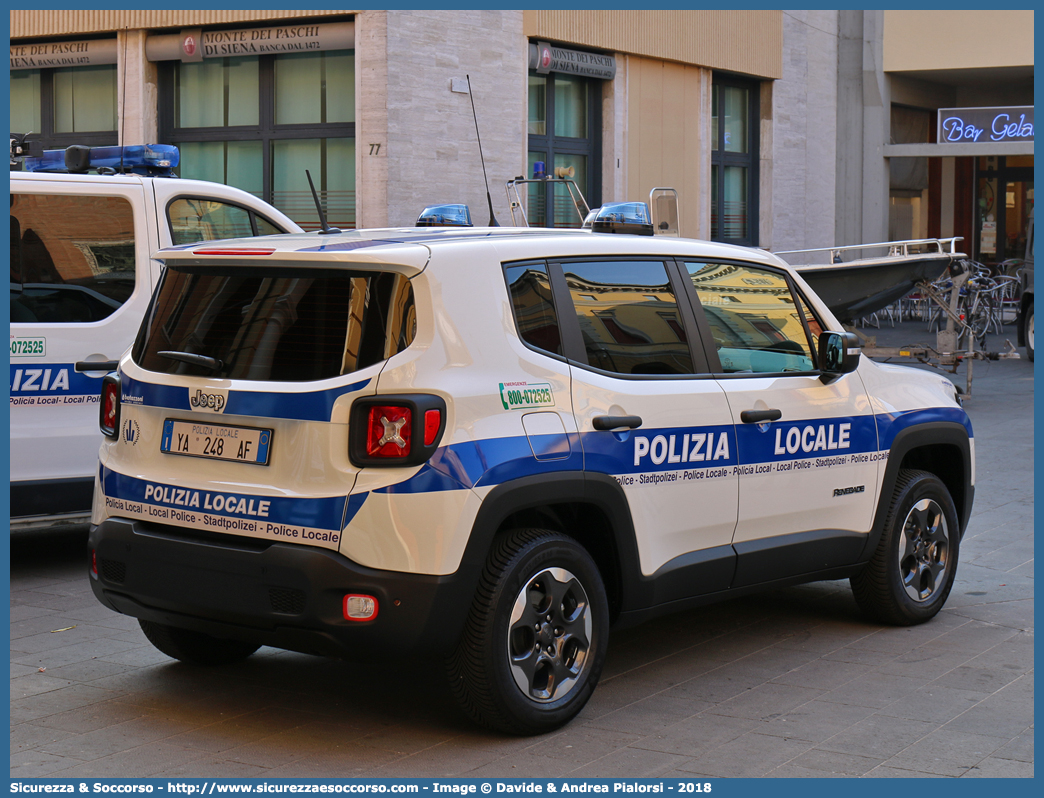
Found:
[24,144,180,176]
[590,201,654,236]
[416,204,474,227]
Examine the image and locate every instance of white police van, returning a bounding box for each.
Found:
[87,206,974,733]
[10,144,301,532]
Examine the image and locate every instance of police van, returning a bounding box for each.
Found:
[10,143,301,532]
[87,207,974,733]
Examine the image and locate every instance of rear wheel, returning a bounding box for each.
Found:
[448,529,609,734]
[139,620,260,666]
[851,470,960,625]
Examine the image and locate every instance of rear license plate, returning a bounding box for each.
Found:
[161,419,273,465]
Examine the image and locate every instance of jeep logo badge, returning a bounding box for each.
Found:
[190,388,226,412]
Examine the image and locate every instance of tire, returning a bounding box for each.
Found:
[139,620,260,666]
[1026,302,1034,362]
[448,529,609,734]
[850,470,960,626]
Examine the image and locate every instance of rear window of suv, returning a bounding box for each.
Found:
[133,266,415,382]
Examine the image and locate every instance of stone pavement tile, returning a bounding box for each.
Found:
[224,724,372,769]
[12,636,147,670]
[880,728,1010,777]
[932,664,1023,694]
[875,684,989,725]
[874,642,975,679]
[32,697,157,734]
[769,655,871,690]
[631,712,757,757]
[11,682,123,724]
[815,713,937,759]
[787,747,883,776]
[353,719,475,756]
[1008,561,1034,578]
[818,671,925,709]
[165,707,319,753]
[721,645,822,683]
[9,623,109,654]
[820,645,901,667]
[660,667,770,705]
[38,710,205,760]
[842,625,951,655]
[990,728,1033,763]
[759,699,875,744]
[581,691,711,736]
[10,603,57,622]
[464,752,577,778]
[364,741,506,777]
[708,681,822,721]
[10,748,84,778]
[962,757,1035,777]
[523,726,642,767]
[11,662,41,678]
[47,741,209,778]
[862,765,951,778]
[11,672,75,699]
[97,643,181,667]
[952,599,1034,629]
[42,657,138,683]
[152,756,274,778]
[10,721,77,752]
[673,731,811,777]
[766,762,873,778]
[769,622,877,654]
[569,747,690,778]
[922,620,1019,652]
[942,700,1033,741]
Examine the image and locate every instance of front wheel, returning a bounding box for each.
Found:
[448,529,609,734]
[851,470,960,625]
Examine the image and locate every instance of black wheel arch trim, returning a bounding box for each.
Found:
[860,421,973,562]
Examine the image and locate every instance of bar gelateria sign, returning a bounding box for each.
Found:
[938,106,1034,144]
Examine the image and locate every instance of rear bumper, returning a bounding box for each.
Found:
[89,518,473,659]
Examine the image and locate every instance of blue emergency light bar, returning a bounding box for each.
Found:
[416,204,474,227]
[590,202,654,236]
[24,144,180,176]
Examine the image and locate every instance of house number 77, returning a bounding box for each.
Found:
[369,143,381,155]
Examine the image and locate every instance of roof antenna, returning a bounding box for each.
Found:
[306,169,341,235]
[466,75,500,227]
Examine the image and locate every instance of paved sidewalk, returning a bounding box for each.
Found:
[10,322,1033,778]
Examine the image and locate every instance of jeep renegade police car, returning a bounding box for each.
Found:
[88,220,973,733]
[10,144,300,532]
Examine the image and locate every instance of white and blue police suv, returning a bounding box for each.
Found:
[87,206,974,734]
[10,143,300,533]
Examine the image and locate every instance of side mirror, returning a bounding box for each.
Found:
[818,331,860,382]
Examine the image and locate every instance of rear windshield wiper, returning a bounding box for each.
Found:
[158,351,223,371]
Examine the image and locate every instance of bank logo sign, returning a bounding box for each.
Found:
[500,382,554,411]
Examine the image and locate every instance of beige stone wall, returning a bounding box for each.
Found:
[381,10,527,227]
[524,10,782,79]
[883,10,1033,72]
[623,56,711,239]
[10,10,355,38]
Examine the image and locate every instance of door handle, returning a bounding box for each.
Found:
[740,408,782,424]
[592,415,643,431]
[75,360,120,373]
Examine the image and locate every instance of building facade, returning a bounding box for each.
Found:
[9,9,1034,262]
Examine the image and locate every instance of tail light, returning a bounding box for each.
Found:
[349,395,446,467]
[99,373,121,438]
[90,549,98,578]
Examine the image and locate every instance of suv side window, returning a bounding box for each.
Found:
[505,261,563,357]
[167,198,284,245]
[10,193,136,324]
[563,260,694,375]
[685,261,815,374]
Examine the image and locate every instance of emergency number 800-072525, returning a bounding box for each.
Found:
[10,338,45,356]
